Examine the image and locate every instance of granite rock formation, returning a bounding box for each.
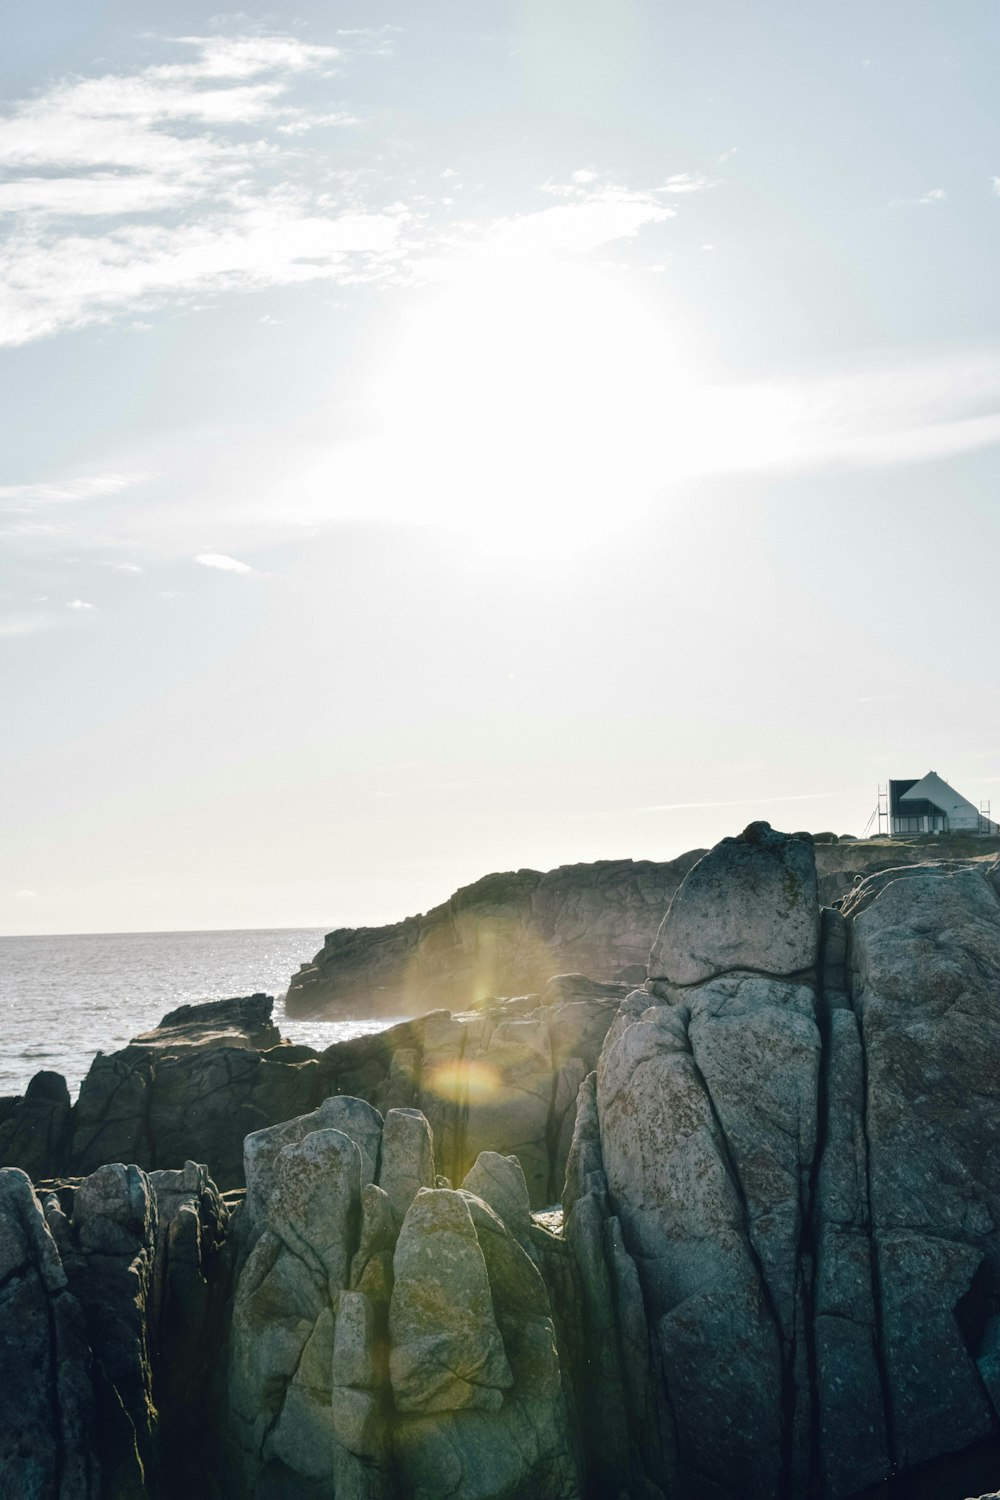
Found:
[4,829,1000,1498]
[566,828,1000,1500]
[286,854,706,1018]
[1,978,624,1208]
[286,837,1000,1020]
[0,1154,229,1500]
[227,1100,579,1500]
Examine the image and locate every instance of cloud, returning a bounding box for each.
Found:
[0,39,710,346]
[660,173,711,194]
[0,611,58,638]
[101,560,143,573]
[485,188,675,257]
[0,473,143,505]
[0,35,402,345]
[153,36,340,80]
[66,599,94,610]
[892,187,948,208]
[14,890,37,899]
[194,552,256,574]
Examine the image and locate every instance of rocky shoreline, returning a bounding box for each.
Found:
[285,836,1000,1019]
[3,825,1000,1499]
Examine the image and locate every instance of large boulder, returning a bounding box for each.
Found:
[0,1070,71,1179]
[849,867,1000,1471]
[69,995,320,1187]
[569,831,1000,1500]
[389,1188,513,1413]
[648,821,819,986]
[62,987,620,1209]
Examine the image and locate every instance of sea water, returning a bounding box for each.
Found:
[0,927,405,1099]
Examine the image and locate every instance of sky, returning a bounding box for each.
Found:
[3,0,1000,936]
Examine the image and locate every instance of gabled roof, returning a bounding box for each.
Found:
[899,771,977,818]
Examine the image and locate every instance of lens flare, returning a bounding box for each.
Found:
[425,1058,502,1104]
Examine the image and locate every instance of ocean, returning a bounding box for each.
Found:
[0,927,405,1100]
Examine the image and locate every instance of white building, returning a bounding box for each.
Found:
[889,771,999,836]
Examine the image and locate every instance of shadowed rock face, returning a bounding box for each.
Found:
[286,854,707,1018]
[6,833,1000,1499]
[39,976,624,1207]
[0,1156,230,1500]
[285,838,1000,1022]
[569,828,1000,1500]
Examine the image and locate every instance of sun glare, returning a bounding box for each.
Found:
[304,249,804,549]
[369,253,693,547]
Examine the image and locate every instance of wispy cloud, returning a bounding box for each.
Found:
[892,187,948,207]
[194,552,257,574]
[0,611,58,639]
[66,599,94,610]
[0,39,711,347]
[0,473,144,505]
[0,35,404,345]
[486,190,674,256]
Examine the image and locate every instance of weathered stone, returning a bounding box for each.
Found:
[135,992,280,1051]
[268,1129,363,1288]
[648,821,820,986]
[389,1188,512,1413]
[334,1289,380,1389]
[462,1151,533,1250]
[393,1397,580,1500]
[377,1107,435,1222]
[350,1181,398,1298]
[288,853,706,1018]
[850,867,1000,1470]
[69,995,319,1187]
[245,1093,381,1233]
[0,1071,71,1179]
[686,971,820,1342]
[68,1165,159,1487]
[0,1170,101,1500]
[597,1001,785,1499]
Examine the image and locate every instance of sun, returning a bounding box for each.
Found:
[369,251,691,547]
[307,246,783,548]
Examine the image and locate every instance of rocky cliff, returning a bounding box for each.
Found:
[285,836,1000,1019]
[286,854,707,1017]
[4,826,1000,1500]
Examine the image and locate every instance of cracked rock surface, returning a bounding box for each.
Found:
[572,828,1000,1499]
[5,830,1000,1499]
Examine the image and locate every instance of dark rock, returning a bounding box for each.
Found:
[69,996,318,1188]
[143,992,279,1051]
[0,1070,71,1179]
[0,1168,101,1500]
[287,853,706,1019]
